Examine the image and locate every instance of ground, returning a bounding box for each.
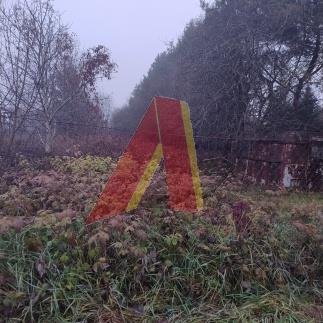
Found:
[0,156,322,322]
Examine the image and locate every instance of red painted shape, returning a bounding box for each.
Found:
[87,100,160,223]
[155,97,197,211]
[87,97,201,224]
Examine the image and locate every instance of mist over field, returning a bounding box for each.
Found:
[0,1,322,322]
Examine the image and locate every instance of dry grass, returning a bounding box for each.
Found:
[0,156,322,322]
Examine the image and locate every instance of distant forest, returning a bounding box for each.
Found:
[113,0,323,139]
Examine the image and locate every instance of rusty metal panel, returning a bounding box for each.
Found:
[244,133,323,190]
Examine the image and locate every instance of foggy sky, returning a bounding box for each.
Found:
[53,0,203,108]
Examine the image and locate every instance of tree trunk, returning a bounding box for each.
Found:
[44,120,56,154]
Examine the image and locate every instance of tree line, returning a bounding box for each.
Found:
[0,0,116,159]
[113,0,323,141]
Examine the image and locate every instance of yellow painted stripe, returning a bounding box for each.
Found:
[126,144,163,212]
[154,97,162,142]
[180,101,204,210]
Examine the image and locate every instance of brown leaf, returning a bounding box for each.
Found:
[93,257,109,273]
[134,229,148,241]
[217,245,231,252]
[304,305,323,321]
[241,280,251,291]
[31,174,56,187]
[108,216,124,230]
[35,258,46,279]
[25,236,43,252]
[56,209,77,221]
[88,231,110,246]
[293,221,318,237]
[0,216,34,234]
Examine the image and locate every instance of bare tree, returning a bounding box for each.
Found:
[19,0,75,153]
[0,0,116,154]
[0,1,39,157]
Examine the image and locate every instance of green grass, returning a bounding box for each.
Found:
[1,205,322,322]
[0,157,322,322]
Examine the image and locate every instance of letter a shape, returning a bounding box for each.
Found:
[87,97,203,224]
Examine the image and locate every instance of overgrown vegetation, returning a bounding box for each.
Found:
[1,0,323,322]
[1,156,322,322]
